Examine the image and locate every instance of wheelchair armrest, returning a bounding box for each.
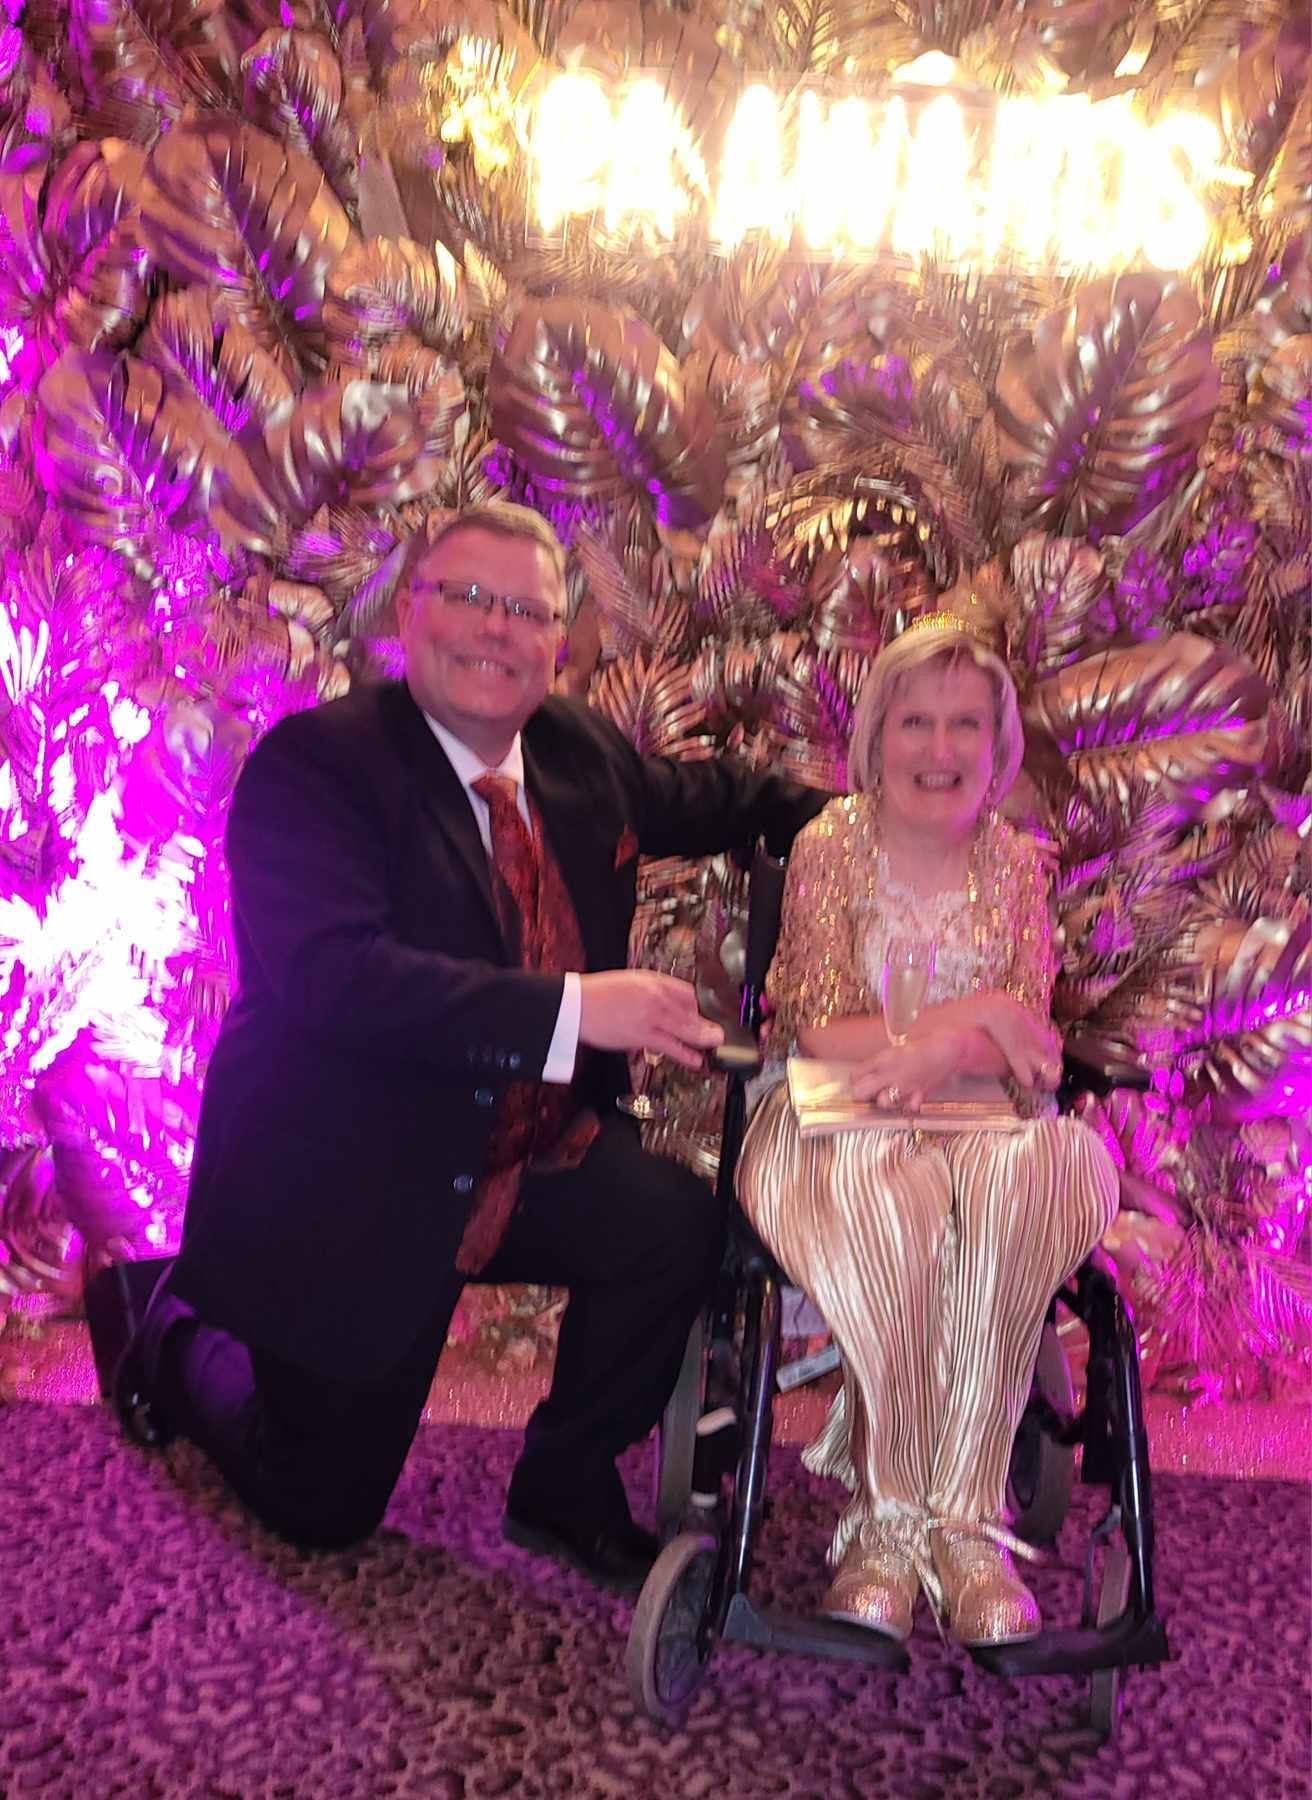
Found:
[1059,1053,1153,1102]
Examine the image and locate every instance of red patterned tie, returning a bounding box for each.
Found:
[456,774,596,1272]
[473,774,539,949]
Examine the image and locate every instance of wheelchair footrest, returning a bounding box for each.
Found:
[722,1592,910,1672]
[967,1609,1169,1679]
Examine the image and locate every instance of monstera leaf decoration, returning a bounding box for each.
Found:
[324,236,467,367]
[0,142,148,376]
[995,274,1220,542]
[139,113,354,374]
[1025,632,1269,832]
[34,346,281,573]
[489,298,727,534]
[241,29,359,214]
[259,379,449,523]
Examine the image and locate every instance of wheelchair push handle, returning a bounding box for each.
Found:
[744,847,787,999]
[706,844,787,1080]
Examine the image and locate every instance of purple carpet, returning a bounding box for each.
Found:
[2,1402,1308,1798]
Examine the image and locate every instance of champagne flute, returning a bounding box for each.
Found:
[879,935,936,1048]
[616,952,687,1123]
[616,1041,669,1123]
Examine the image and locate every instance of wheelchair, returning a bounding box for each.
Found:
[625,849,1170,1736]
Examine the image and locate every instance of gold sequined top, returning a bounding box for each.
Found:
[767,794,1057,1046]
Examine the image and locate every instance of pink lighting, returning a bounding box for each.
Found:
[0,10,1307,1409]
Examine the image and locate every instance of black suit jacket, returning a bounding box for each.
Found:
[174,681,827,1380]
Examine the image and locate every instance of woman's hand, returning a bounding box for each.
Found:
[849,1029,967,1112]
[979,995,1062,1091]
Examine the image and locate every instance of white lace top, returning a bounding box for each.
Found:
[859,850,994,1007]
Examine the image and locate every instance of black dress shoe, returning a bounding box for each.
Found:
[114,1325,175,1450]
[502,1509,659,1593]
[84,1258,178,1449]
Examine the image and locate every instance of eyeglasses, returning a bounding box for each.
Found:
[429,580,564,633]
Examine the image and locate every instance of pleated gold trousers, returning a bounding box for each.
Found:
[737,1084,1120,1563]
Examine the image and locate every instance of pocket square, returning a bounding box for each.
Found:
[614,825,640,869]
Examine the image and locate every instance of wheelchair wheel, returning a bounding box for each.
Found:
[1087,1538,1132,1737]
[1007,1320,1075,1546]
[625,1532,717,1726]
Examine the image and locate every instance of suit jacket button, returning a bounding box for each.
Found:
[507,1053,522,1071]
[474,1087,494,1107]
[453,1174,474,1194]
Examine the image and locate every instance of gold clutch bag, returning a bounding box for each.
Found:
[786,1058,1024,1140]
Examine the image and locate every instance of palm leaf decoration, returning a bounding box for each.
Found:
[0,537,120,893]
[807,535,927,654]
[589,651,713,762]
[69,0,243,142]
[767,455,960,584]
[1051,773,1192,1024]
[786,351,992,570]
[695,509,805,641]
[1073,902,1312,1120]
[1008,532,1110,680]
[764,0,916,72]
[765,635,867,791]
[572,517,693,661]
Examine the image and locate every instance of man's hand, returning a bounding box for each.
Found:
[578,971,724,1069]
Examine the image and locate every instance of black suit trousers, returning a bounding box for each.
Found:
[151,1119,724,1549]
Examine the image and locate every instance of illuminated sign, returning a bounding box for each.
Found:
[524,66,1249,271]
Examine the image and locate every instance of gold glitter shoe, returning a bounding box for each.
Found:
[820,1535,919,1642]
[929,1525,1041,1647]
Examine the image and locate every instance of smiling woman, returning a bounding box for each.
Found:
[735,616,1119,1651]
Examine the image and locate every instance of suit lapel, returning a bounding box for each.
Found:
[381,683,506,949]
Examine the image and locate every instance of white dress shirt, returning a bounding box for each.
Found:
[424,714,580,1084]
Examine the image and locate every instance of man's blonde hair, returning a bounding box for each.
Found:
[846,626,1024,799]
[397,502,568,599]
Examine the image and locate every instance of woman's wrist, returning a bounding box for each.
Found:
[943,1022,1007,1078]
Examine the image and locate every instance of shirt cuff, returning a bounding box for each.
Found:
[542,972,581,1085]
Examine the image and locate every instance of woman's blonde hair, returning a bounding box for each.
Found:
[846,625,1024,800]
